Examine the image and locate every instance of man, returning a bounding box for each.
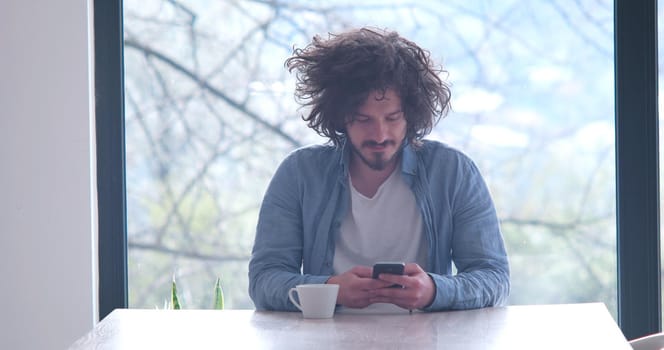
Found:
[248,27,509,312]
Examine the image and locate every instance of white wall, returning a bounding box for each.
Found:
[0,0,97,349]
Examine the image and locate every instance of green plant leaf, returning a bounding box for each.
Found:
[213,277,224,310]
[171,277,181,310]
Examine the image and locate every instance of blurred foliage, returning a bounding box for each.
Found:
[124,0,618,316]
[163,276,224,309]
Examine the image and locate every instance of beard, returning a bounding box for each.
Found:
[350,139,405,171]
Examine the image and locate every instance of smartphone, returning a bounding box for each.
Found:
[372,262,405,288]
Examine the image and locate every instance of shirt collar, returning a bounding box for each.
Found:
[401,141,417,176]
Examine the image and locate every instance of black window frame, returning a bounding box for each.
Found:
[615,0,661,339]
[95,0,127,320]
[95,0,661,339]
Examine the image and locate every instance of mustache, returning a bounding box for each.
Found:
[362,140,396,148]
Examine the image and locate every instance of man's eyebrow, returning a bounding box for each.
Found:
[354,110,403,118]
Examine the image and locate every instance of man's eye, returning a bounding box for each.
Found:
[354,116,370,122]
[387,114,403,121]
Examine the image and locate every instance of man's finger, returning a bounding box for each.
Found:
[378,273,411,288]
[403,263,424,275]
[351,265,373,277]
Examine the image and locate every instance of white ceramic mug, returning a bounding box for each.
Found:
[288,284,339,319]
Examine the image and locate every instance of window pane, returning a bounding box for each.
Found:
[124,0,616,312]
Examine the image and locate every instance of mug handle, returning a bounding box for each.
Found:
[288,288,303,311]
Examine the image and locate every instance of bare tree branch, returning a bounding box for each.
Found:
[129,242,250,262]
[125,38,303,148]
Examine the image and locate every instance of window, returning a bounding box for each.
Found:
[122,0,616,311]
[97,0,660,339]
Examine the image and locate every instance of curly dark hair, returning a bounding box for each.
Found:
[285,27,451,146]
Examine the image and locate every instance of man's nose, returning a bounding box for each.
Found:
[370,120,388,142]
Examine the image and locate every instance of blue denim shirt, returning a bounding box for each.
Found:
[248,139,510,311]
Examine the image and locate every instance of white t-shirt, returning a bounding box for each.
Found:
[333,169,428,313]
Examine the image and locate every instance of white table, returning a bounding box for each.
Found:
[69,303,631,349]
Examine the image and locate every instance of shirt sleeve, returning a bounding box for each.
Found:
[423,156,510,311]
[248,153,330,311]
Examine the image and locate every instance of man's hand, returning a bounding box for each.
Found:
[368,263,435,310]
[327,266,392,308]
